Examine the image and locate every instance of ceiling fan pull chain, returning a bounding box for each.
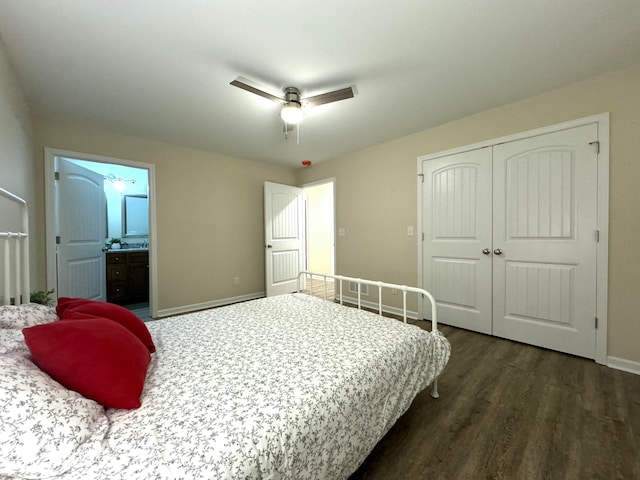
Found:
[283,120,288,140]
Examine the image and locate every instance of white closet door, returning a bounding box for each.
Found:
[422,148,493,334]
[492,125,598,358]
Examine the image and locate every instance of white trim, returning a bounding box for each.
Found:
[417,170,424,319]
[417,113,609,162]
[44,148,159,318]
[417,113,609,363]
[156,291,265,318]
[607,356,640,376]
[594,115,610,365]
[340,295,420,321]
[300,176,337,189]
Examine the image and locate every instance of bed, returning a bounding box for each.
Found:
[0,187,450,480]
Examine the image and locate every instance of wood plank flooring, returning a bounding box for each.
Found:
[299,278,335,300]
[349,323,640,480]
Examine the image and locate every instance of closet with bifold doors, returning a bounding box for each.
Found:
[420,121,602,359]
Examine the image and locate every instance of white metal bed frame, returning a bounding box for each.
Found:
[0,187,30,306]
[297,270,442,398]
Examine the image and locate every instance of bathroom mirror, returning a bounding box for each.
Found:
[123,194,149,237]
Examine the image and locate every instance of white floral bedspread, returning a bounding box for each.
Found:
[57,294,450,479]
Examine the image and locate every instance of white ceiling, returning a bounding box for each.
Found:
[1,1,639,168]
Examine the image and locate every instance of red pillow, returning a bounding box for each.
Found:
[23,318,151,409]
[60,300,155,353]
[56,297,93,316]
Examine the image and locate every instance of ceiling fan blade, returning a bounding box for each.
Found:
[302,86,354,108]
[230,79,283,103]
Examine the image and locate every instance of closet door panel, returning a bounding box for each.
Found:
[492,125,598,358]
[422,148,493,334]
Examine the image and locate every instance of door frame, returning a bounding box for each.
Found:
[44,148,159,319]
[416,113,609,365]
[301,177,336,277]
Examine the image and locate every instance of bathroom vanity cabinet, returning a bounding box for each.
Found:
[106,250,149,304]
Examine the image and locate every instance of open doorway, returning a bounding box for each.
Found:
[263,178,335,297]
[44,148,157,319]
[303,179,335,295]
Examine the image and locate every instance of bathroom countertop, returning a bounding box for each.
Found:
[106,247,149,253]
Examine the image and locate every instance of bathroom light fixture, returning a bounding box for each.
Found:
[104,174,136,192]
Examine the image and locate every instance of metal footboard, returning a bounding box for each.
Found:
[296,271,441,398]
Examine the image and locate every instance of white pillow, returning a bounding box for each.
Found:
[0,303,58,329]
[0,354,108,478]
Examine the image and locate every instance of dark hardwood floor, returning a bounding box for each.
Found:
[349,323,640,480]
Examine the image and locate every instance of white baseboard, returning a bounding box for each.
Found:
[156,291,265,318]
[339,294,420,320]
[607,356,640,375]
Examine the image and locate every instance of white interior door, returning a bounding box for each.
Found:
[56,158,107,300]
[422,148,493,333]
[492,125,598,358]
[264,181,304,296]
[421,124,599,359]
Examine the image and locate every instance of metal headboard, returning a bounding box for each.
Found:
[0,187,30,305]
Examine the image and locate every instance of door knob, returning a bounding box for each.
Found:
[266,244,273,249]
[493,248,503,255]
[482,248,491,255]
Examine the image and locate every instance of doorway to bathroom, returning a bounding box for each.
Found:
[44,148,157,319]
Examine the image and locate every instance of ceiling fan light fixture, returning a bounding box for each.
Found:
[280,102,303,124]
[231,78,354,130]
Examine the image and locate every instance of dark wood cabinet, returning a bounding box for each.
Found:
[126,252,149,302]
[106,251,149,304]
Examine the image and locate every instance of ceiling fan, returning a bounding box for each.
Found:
[230,78,355,126]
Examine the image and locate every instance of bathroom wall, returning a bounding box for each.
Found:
[66,159,149,242]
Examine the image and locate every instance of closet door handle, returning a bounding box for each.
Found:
[493,248,503,255]
[482,248,491,255]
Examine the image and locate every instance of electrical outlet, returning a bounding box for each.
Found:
[234,277,240,285]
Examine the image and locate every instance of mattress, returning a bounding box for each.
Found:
[5,294,450,479]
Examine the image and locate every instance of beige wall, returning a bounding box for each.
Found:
[32,114,296,311]
[0,35,37,291]
[3,25,637,361]
[297,62,640,363]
